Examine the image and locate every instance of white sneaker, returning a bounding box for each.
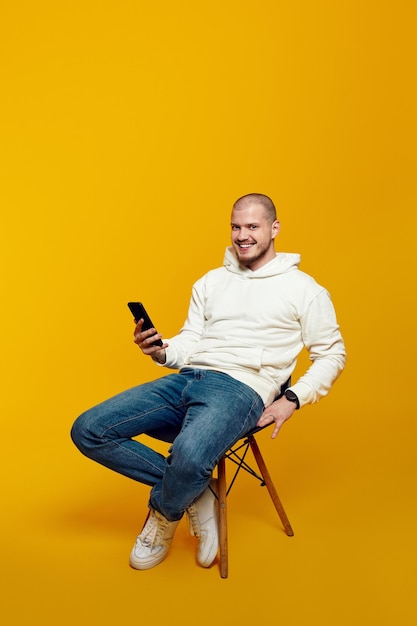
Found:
[187,480,219,567]
[129,508,180,570]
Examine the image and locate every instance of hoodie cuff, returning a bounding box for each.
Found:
[288,381,317,408]
[152,342,180,369]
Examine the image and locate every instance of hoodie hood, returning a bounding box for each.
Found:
[223,246,301,278]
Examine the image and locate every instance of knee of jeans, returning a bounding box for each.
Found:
[167,444,214,483]
[70,411,99,453]
[70,415,84,450]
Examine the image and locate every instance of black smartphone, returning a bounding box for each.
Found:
[127,302,163,347]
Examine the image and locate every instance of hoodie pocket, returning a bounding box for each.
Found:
[188,340,264,371]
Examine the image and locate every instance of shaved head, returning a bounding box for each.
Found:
[233,193,277,224]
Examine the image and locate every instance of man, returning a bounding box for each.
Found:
[71,193,346,570]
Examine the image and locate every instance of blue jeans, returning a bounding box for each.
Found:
[71,368,264,521]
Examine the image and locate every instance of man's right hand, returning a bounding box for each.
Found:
[133,319,167,363]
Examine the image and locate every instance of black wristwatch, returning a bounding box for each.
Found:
[284,389,300,410]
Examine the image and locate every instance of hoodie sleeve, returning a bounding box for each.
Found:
[157,276,207,370]
[289,289,346,406]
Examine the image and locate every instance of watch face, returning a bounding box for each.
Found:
[285,390,299,407]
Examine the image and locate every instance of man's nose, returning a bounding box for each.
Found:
[237,228,249,240]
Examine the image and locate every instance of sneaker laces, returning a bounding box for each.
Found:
[187,504,200,537]
[139,512,171,549]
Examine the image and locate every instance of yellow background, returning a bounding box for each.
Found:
[1,1,416,624]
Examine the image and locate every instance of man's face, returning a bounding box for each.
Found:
[231,203,280,270]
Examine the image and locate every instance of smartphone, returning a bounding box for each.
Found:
[127,302,163,347]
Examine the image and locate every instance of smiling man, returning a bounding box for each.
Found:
[231,194,280,270]
[71,193,346,572]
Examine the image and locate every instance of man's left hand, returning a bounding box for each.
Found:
[257,397,297,439]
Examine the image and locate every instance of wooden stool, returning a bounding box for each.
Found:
[217,427,294,578]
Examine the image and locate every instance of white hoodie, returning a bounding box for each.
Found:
[162,247,346,408]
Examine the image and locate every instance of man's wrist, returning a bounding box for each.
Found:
[284,389,300,410]
[152,349,167,364]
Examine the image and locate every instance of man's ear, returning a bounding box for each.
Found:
[271,220,280,239]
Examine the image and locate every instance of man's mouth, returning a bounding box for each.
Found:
[237,243,254,249]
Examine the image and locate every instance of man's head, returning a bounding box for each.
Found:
[231,193,280,270]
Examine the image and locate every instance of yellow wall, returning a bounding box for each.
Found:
[1,1,416,624]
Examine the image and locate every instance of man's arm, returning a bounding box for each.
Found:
[132,276,208,367]
[289,289,346,407]
[258,289,346,438]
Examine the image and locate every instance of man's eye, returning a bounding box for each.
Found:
[250,225,258,229]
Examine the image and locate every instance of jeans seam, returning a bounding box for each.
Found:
[99,403,184,439]
[109,439,165,478]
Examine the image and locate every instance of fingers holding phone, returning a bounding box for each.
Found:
[133,319,166,353]
[128,302,167,361]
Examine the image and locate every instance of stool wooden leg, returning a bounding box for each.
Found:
[217,456,228,578]
[248,435,294,537]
